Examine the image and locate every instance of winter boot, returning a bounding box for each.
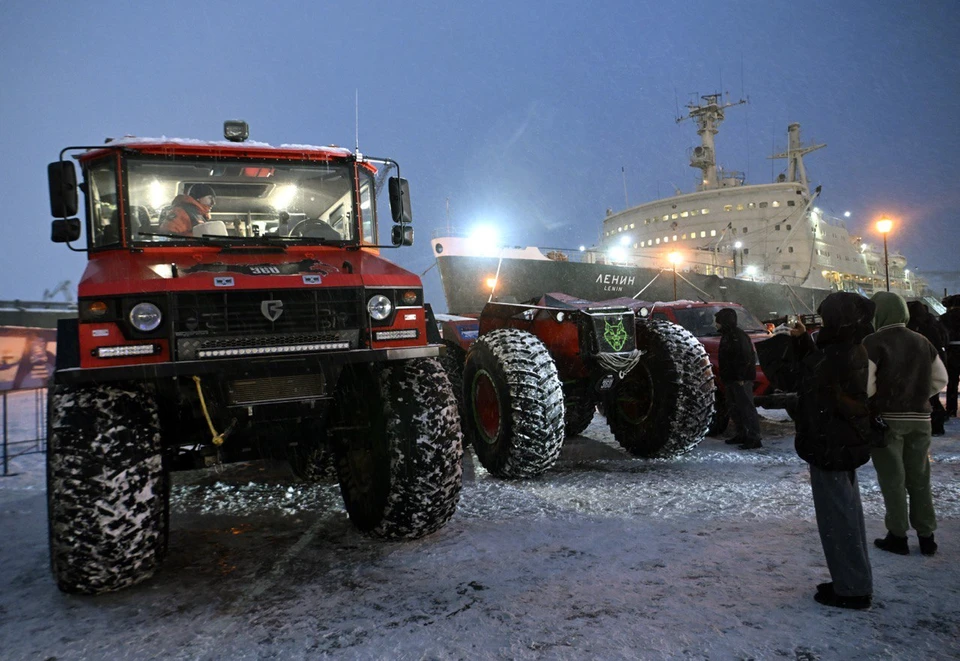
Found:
[919,534,938,556]
[814,589,871,610]
[739,439,762,450]
[874,532,909,555]
[816,582,833,595]
[725,436,743,445]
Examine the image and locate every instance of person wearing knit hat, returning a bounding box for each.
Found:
[863,291,948,557]
[158,183,217,236]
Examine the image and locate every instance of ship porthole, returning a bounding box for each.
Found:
[435,243,444,254]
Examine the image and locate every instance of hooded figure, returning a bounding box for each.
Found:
[937,295,960,417]
[863,291,948,557]
[714,307,762,449]
[792,291,874,610]
[158,183,216,236]
[907,300,949,434]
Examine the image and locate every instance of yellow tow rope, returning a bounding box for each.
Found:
[192,375,226,446]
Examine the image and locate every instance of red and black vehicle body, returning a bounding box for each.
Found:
[44,122,463,595]
[456,292,714,479]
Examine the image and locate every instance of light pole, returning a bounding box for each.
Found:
[667,252,683,300]
[876,218,893,292]
[733,241,742,276]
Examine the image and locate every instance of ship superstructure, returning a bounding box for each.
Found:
[596,94,918,296]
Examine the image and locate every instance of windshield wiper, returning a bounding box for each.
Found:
[137,232,287,250]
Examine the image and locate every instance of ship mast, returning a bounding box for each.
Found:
[769,123,825,188]
[677,93,746,191]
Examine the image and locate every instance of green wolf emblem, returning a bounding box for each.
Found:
[603,317,628,352]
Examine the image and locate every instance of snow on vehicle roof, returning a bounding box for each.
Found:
[85,136,354,156]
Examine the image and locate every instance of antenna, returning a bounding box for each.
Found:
[622,166,629,208]
[354,89,360,155]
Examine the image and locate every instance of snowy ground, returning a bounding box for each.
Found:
[2,407,959,661]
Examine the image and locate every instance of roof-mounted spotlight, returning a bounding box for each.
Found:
[224,120,249,142]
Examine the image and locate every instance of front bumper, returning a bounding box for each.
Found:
[54,345,441,386]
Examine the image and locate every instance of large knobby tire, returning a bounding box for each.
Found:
[563,380,596,438]
[606,320,714,458]
[462,328,565,478]
[706,386,730,436]
[47,382,167,594]
[438,341,468,441]
[332,358,462,539]
[289,413,338,482]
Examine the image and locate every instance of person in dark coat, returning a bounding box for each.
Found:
[792,292,876,610]
[715,307,762,449]
[907,301,950,435]
[941,295,960,418]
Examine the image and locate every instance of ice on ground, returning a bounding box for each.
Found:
[2,407,960,660]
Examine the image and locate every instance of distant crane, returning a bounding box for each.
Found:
[43,280,73,302]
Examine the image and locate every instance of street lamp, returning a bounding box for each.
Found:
[733,241,743,276]
[667,251,683,300]
[876,217,893,292]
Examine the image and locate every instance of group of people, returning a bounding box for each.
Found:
[714,291,953,610]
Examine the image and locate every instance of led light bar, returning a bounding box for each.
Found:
[96,344,160,359]
[196,342,350,359]
[373,329,419,341]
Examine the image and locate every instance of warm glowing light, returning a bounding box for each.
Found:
[876,218,893,234]
[149,180,166,209]
[274,185,298,209]
[608,246,627,263]
[667,251,683,266]
[485,277,497,290]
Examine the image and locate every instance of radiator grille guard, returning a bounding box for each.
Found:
[586,310,637,354]
[228,373,326,405]
[173,288,363,360]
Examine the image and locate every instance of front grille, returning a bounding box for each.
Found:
[227,373,326,405]
[173,288,363,337]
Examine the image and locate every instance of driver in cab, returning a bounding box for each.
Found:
[159,183,216,235]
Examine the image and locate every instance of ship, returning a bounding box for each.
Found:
[431,94,932,320]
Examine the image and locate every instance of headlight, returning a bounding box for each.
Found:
[129,302,162,332]
[366,294,392,321]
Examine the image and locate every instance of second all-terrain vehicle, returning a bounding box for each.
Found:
[44,121,462,595]
[443,293,714,478]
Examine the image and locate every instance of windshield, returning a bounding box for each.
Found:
[672,306,768,336]
[122,157,363,244]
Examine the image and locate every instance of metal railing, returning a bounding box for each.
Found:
[2,388,47,477]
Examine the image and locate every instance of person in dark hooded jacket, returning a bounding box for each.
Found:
[715,307,762,449]
[907,300,949,435]
[792,292,875,610]
[941,294,960,418]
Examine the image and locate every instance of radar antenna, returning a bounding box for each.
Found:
[768,123,825,188]
[676,93,747,191]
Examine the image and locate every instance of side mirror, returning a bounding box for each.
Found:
[391,225,414,247]
[48,161,79,218]
[388,177,412,225]
[51,218,81,243]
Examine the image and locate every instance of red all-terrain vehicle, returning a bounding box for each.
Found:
[643,301,772,434]
[446,293,714,478]
[45,121,462,594]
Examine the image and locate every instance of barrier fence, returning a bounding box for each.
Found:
[2,388,47,477]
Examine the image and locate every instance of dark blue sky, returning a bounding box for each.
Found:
[2,1,958,308]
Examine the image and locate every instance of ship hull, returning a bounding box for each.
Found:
[437,253,840,320]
